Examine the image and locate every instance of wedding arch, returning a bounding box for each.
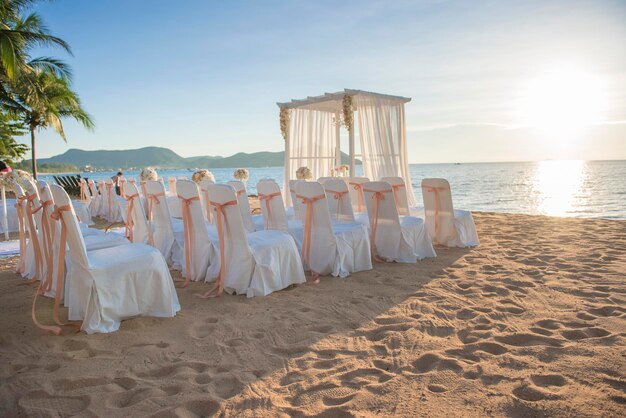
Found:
[277,89,416,206]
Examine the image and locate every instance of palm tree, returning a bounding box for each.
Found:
[12,67,93,178]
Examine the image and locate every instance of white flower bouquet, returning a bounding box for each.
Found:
[296,166,312,180]
[334,164,349,177]
[192,169,215,184]
[234,168,249,182]
[140,167,158,181]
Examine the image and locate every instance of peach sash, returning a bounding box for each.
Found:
[31,204,77,335]
[423,185,450,233]
[199,199,238,298]
[14,195,28,274]
[295,193,326,280]
[178,195,200,287]
[146,191,165,246]
[363,188,392,261]
[119,178,126,198]
[38,199,55,289]
[24,193,44,283]
[258,191,282,229]
[140,181,148,199]
[105,182,113,220]
[124,193,139,242]
[325,190,348,219]
[168,178,176,195]
[349,182,364,212]
[200,188,213,223]
[390,183,405,213]
[79,179,88,201]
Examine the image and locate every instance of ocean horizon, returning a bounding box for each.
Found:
[38,159,626,221]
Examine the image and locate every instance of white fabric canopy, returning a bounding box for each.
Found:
[279,89,416,207]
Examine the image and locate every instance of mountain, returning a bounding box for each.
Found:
[35,146,359,170]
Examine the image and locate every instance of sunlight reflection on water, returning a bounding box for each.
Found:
[534,160,586,217]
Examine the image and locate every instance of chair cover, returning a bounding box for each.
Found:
[227,181,260,232]
[122,182,150,244]
[0,195,19,233]
[145,180,184,269]
[198,179,215,223]
[96,180,107,217]
[166,195,183,219]
[88,180,101,217]
[104,180,124,222]
[176,180,217,284]
[46,184,180,334]
[421,178,479,247]
[323,179,355,223]
[167,177,177,196]
[293,181,372,277]
[317,177,335,184]
[204,184,306,297]
[72,201,93,226]
[12,183,32,278]
[362,181,436,262]
[288,179,305,221]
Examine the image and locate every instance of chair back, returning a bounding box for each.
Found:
[362,181,402,260]
[145,180,175,234]
[294,181,335,272]
[48,185,89,268]
[227,180,254,232]
[421,178,457,245]
[257,179,288,231]
[381,176,410,216]
[323,179,355,222]
[198,178,215,223]
[317,177,334,184]
[177,180,212,281]
[168,177,177,196]
[289,179,304,220]
[122,181,149,243]
[347,177,369,213]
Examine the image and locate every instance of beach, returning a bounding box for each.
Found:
[0,211,624,417]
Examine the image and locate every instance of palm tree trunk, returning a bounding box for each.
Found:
[30,127,37,179]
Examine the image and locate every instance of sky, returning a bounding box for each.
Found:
[23,0,626,163]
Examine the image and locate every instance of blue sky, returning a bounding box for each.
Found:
[24,0,626,163]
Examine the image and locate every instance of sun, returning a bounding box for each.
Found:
[518,67,607,140]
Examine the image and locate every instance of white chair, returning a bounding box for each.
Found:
[103,180,124,222]
[287,179,305,221]
[323,179,355,223]
[362,181,436,262]
[198,178,215,223]
[87,180,101,217]
[41,184,180,334]
[144,180,184,269]
[122,182,150,244]
[317,176,335,184]
[203,184,305,298]
[347,177,369,214]
[96,180,107,218]
[227,180,262,232]
[167,177,177,196]
[421,178,479,247]
[176,180,217,285]
[78,178,94,223]
[293,181,372,278]
[12,182,33,279]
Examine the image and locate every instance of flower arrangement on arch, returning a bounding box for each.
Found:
[192,169,215,184]
[0,170,32,191]
[334,164,349,177]
[233,168,249,182]
[140,167,158,181]
[279,107,290,141]
[296,166,312,180]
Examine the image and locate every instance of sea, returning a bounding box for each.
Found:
[38,160,626,220]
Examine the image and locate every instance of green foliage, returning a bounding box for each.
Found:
[15,160,77,173]
[0,109,27,162]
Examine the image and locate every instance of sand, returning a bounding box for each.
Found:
[0,212,624,417]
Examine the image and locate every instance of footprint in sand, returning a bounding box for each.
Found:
[530,374,568,387]
[412,353,464,374]
[18,390,89,415]
[561,327,611,341]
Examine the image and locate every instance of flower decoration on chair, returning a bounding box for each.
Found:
[296,166,312,180]
[334,164,349,177]
[0,169,32,191]
[140,167,158,181]
[234,168,249,182]
[192,169,215,184]
[342,95,353,132]
[279,107,290,141]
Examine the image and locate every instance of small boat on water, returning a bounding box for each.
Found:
[82,165,95,173]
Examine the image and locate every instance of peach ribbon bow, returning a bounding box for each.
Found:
[199,199,238,298]
[349,182,365,212]
[31,204,78,335]
[38,199,55,291]
[79,179,88,201]
[295,193,326,282]
[363,188,392,262]
[168,178,176,196]
[325,190,348,219]
[178,195,200,287]
[423,186,450,233]
[390,183,405,214]
[258,191,282,229]
[146,192,165,246]
[119,178,126,198]
[124,193,139,242]
[14,195,28,274]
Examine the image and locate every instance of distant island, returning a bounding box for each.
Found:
[18,146,360,172]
